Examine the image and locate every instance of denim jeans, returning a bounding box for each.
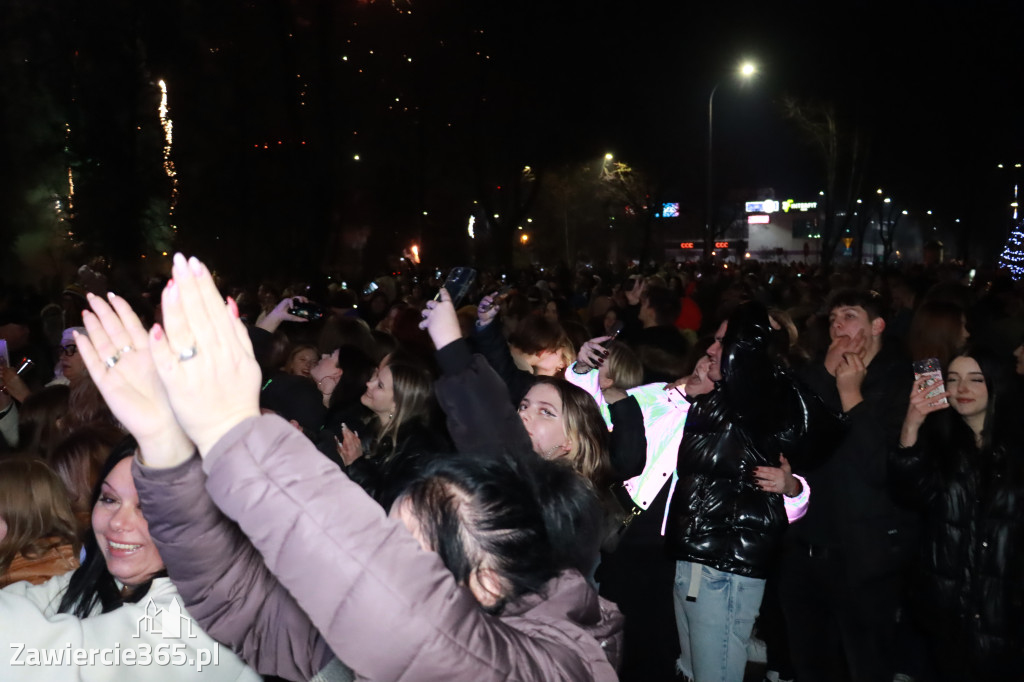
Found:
[673,560,765,682]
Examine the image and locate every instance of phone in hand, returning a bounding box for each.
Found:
[288,301,325,321]
[437,267,477,308]
[601,321,625,346]
[913,357,947,406]
[480,284,512,313]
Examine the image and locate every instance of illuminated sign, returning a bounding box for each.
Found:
[746,199,818,214]
[661,202,680,217]
[715,241,729,248]
[745,199,779,214]
[679,242,695,249]
[782,200,818,213]
[748,215,770,224]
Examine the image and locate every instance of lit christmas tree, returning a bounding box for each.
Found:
[998,182,1023,280]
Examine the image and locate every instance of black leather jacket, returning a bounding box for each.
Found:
[664,301,843,578]
[889,424,1024,678]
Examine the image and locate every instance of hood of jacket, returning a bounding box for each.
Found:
[502,570,624,674]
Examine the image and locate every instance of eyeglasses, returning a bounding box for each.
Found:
[59,344,78,357]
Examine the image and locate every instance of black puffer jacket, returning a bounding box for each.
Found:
[665,301,843,578]
[889,424,1024,679]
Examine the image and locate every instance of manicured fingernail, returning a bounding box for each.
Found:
[188,256,203,275]
[107,291,117,301]
[152,323,164,341]
[173,252,187,272]
[227,296,239,319]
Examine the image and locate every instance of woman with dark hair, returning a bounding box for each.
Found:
[72,256,622,680]
[0,458,80,588]
[890,346,1024,680]
[0,437,258,680]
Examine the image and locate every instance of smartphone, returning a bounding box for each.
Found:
[479,284,512,313]
[363,281,379,296]
[437,266,477,307]
[601,321,625,346]
[0,340,8,368]
[288,301,325,321]
[913,357,948,406]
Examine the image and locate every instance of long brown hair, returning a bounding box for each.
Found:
[0,457,81,577]
[373,351,434,459]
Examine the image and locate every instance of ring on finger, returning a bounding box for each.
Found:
[177,345,198,362]
[119,344,134,355]
[104,353,120,369]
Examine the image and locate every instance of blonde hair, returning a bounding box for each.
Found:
[602,341,643,390]
[531,377,614,491]
[0,457,81,577]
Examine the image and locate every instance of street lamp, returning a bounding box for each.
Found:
[705,60,757,260]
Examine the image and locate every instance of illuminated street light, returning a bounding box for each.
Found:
[706,59,758,260]
[605,153,614,161]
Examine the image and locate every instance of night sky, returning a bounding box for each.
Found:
[2,0,1022,280]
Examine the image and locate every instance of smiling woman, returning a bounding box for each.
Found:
[0,438,259,681]
[891,346,1024,679]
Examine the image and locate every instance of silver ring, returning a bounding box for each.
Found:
[119,344,134,355]
[177,346,198,362]
[104,354,120,368]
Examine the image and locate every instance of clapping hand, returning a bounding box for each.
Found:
[148,254,262,457]
[74,292,193,467]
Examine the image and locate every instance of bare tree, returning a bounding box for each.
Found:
[782,97,870,270]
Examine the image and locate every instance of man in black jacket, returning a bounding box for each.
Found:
[666,301,838,682]
[780,289,915,682]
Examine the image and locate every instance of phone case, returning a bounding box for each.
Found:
[912,357,948,406]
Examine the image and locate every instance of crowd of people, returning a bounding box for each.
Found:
[1,254,1023,682]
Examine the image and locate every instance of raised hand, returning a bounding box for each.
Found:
[419,287,461,350]
[149,254,262,456]
[256,295,310,334]
[574,336,611,373]
[476,291,500,328]
[899,375,951,448]
[0,366,30,404]
[75,292,193,467]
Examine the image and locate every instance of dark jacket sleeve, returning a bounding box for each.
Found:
[132,454,333,681]
[607,396,646,481]
[888,438,943,508]
[472,319,535,405]
[434,338,535,456]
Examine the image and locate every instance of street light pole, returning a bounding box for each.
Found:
[704,61,757,262]
[705,83,721,261]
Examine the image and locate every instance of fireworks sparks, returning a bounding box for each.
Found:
[158,79,179,228]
